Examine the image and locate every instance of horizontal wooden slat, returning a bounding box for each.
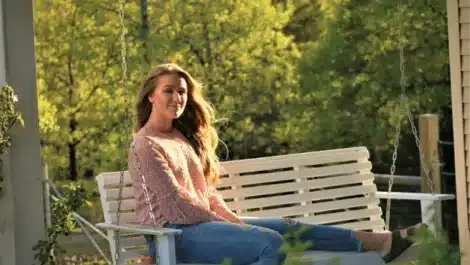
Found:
[107,198,136,212]
[461,7,470,23]
[109,213,139,224]
[465,104,470,118]
[119,236,147,248]
[97,147,370,185]
[463,55,470,71]
[463,40,470,55]
[105,187,135,200]
[296,208,382,226]
[460,0,470,7]
[246,196,380,218]
[219,173,374,199]
[225,184,377,210]
[217,162,372,188]
[98,171,132,186]
[220,147,370,175]
[462,23,470,39]
[464,87,470,103]
[464,72,470,88]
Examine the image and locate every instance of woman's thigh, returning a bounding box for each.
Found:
[166,221,284,265]
[240,217,362,252]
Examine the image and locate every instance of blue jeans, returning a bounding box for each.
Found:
[144,217,363,265]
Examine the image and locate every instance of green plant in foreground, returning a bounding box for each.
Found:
[0,83,23,154]
[33,183,91,265]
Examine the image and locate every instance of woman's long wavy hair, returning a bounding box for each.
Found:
[134,63,221,184]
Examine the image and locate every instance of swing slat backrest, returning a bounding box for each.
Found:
[96,146,385,253]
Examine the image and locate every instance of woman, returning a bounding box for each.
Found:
[128,63,420,265]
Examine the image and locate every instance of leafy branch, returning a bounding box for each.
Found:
[33,183,90,265]
[0,83,23,155]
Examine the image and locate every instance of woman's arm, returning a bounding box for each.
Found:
[206,185,243,223]
[131,136,225,224]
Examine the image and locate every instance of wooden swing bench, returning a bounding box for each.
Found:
[95,146,455,265]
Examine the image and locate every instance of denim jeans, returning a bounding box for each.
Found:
[144,217,363,265]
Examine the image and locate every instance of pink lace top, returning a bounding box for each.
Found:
[128,127,235,227]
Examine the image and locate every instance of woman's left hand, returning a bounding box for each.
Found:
[284,217,297,225]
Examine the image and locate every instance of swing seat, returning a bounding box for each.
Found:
[95,146,455,265]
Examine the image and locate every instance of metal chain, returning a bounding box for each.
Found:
[114,0,128,264]
[116,1,159,264]
[385,1,434,231]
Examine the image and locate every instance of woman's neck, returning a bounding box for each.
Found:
[144,117,174,134]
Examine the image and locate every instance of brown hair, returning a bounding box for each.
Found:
[134,63,220,184]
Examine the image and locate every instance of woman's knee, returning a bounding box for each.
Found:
[252,226,284,252]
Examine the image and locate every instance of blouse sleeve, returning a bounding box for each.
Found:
[131,136,223,224]
[206,184,240,223]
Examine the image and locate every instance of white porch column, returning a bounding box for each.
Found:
[0,0,45,265]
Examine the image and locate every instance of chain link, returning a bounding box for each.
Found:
[385,1,434,231]
[115,1,128,264]
[115,1,159,264]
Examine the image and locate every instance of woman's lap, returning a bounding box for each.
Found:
[145,217,362,265]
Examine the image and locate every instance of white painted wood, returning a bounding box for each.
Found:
[297,208,382,225]
[218,172,374,198]
[224,184,378,210]
[157,235,177,265]
[220,147,370,175]
[242,196,380,218]
[460,0,470,7]
[461,7,470,22]
[95,146,457,264]
[217,162,372,188]
[108,199,136,212]
[462,23,470,39]
[419,200,443,238]
[375,192,455,201]
[105,187,135,200]
[96,223,181,236]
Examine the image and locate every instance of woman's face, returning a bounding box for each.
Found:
[149,72,188,121]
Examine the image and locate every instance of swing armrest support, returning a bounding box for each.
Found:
[375,192,455,237]
[97,222,180,265]
[96,222,182,235]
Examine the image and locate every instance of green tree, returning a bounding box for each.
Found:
[35,0,304,179]
[34,0,155,180]
[291,0,450,170]
[147,0,302,159]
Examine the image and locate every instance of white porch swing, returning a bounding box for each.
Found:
[94,1,456,265]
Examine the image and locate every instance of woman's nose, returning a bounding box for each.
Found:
[173,92,182,103]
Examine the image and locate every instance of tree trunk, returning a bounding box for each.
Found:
[68,118,78,181]
[140,0,150,65]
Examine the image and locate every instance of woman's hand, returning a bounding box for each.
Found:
[283,217,297,226]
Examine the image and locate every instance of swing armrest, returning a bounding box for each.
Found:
[96,222,182,236]
[375,191,455,201]
[375,192,455,236]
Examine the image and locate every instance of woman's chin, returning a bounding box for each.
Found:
[169,112,183,120]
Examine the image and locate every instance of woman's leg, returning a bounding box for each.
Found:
[240,216,420,255]
[146,221,285,265]
[241,217,365,252]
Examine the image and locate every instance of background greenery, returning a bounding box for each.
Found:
[27,0,461,263]
[33,0,453,182]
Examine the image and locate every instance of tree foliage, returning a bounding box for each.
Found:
[290,0,451,170]
[34,0,452,180]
